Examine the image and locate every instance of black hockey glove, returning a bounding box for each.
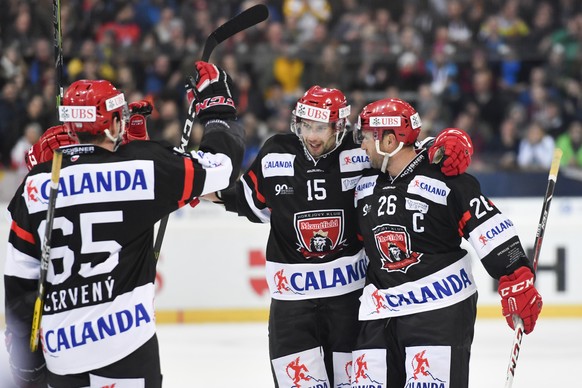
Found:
[186,61,237,123]
[5,330,47,387]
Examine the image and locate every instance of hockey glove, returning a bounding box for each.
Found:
[25,125,79,171]
[428,128,473,176]
[186,61,236,123]
[498,266,543,334]
[5,330,47,387]
[123,100,153,144]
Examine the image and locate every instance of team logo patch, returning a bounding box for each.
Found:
[25,179,47,205]
[405,197,429,213]
[272,348,329,387]
[407,175,450,205]
[272,269,304,296]
[339,149,370,172]
[294,210,346,259]
[262,153,295,177]
[275,183,294,195]
[405,346,450,388]
[373,224,422,273]
[349,349,387,386]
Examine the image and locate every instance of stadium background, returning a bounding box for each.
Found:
[1,0,582,323]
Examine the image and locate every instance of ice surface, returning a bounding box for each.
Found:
[1,318,579,387]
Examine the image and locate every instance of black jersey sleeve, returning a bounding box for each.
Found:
[450,174,532,279]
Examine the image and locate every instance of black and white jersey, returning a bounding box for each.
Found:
[223,134,370,301]
[355,150,531,321]
[4,122,243,375]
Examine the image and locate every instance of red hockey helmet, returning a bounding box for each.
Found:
[291,86,351,159]
[355,98,422,145]
[60,80,128,135]
[291,85,350,131]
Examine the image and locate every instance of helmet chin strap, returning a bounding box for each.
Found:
[375,140,404,173]
[104,119,126,151]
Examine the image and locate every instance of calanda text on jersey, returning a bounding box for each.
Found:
[4,123,242,375]
[223,134,370,300]
[355,150,531,320]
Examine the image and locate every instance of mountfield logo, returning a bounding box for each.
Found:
[294,210,345,259]
[373,224,422,273]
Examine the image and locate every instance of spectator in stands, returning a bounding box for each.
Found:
[490,117,521,170]
[517,121,556,170]
[556,120,582,168]
[283,0,331,44]
[10,122,41,178]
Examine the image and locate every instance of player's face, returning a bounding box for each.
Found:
[360,130,384,169]
[299,119,336,158]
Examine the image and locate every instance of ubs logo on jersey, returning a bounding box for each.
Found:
[294,210,346,259]
[373,224,422,273]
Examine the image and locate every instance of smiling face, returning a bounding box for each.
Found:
[298,119,337,158]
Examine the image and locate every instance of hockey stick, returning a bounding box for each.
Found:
[152,4,269,260]
[30,148,64,351]
[53,0,63,111]
[503,148,562,388]
[200,4,269,62]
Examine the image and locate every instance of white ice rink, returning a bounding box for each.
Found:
[1,317,580,387]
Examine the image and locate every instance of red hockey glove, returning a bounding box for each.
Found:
[186,61,236,123]
[498,266,543,334]
[428,128,473,176]
[25,125,79,170]
[128,100,153,116]
[123,100,152,144]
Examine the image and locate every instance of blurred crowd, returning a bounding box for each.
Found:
[1,0,582,182]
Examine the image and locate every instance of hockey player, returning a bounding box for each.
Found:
[204,86,473,386]
[4,61,244,387]
[24,99,153,171]
[352,98,542,387]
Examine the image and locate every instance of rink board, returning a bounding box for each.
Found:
[1,198,581,323]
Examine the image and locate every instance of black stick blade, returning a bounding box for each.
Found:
[201,4,269,61]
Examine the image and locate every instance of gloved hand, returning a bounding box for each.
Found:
[25,125,79,171]
[498,266,543,334]
[186,61,236,123]
[428,128,473,176]
[5,330,47,387]
[123,100,153,144]
[129,100,153,116]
